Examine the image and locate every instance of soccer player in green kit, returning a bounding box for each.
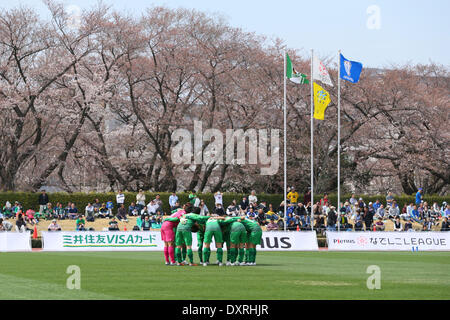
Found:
[201,215,228,266]
[239,216,263,266]
[220,216,247,266]
[226,217,248,266]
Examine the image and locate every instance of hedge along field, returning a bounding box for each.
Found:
[0,192,448,215]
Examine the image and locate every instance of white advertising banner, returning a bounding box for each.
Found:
[192,231,318,251]
[326,231,450,251]
[0,232,32,252]
[42,231,319,251]
[42,231,165,251]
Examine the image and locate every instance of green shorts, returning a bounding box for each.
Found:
[175,230,192,246]
[204,230,223,244]
[247,230,263,245]
[230,230,247,244]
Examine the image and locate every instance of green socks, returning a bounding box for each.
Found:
[198,244,203,263]
[182,247,187,261]
[230,248,238,263]
[203,247,211,263]
[187,249,194,264]
[238,248,245,263]
[217,248,223,263]
[175,247,182,263]
[249,248,256,263]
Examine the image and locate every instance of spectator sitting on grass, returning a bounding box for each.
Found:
[422,218,432,231]
[147,200,159,215]
[92,198,101,214]
[108,217,119,231]
[0,218,13,231]
[226,200,238,216]
[15,213,27,232]
[117,204,128,222]
[393,217,403,231]
[12,202,22,216]
[141,215,152,231]
[369,199,381,212]
[239,197,249,212]
[45,202,56,220]
[2,201,12,218]
[76,215,86,231]
[214,203,225,216]
[404,219,414,232]
[248,190,258,206]
[375,204,385,220]
[411,205,421,223]
[85,203,95,219]
[266,218,278,231]
[25,209,37,225]
[68,203,78,220]
[441,217,450,231]
[55,203,66,219]
[443,203,450,218]
[339,212,353,231]
[266,204,279,220]
[388,201,400,219]
[256,208,266,226]
[354,210,364,231]
[128,202,139,216]
[48,219,61,231]
[98,203,109,218]
[373,217,385,231]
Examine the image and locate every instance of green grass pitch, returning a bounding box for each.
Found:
[0,251,449,300]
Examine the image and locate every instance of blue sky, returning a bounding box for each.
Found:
[3,0,449,68]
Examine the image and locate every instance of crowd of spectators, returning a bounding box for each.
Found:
[0,188,449,233]
[0,189,167,232]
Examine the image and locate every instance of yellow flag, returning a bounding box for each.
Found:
[313,82,331,120]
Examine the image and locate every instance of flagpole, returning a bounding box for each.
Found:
[337,50,341,232]
[283,50,287,232]
[310,49,314,231]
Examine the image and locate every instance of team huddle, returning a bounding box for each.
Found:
[160,203,262,266]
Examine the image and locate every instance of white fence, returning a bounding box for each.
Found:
[326,231,450,251]
[42,231,319,251]
[0,232,32,252]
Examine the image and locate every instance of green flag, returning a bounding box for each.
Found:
[286,53,309,84]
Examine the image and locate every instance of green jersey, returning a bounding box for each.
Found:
[220,217,241,234]
[176,214,209,232]
[205,218,222,232]
[239,218,261,233]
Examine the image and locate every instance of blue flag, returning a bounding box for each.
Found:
[340,54,363,83]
